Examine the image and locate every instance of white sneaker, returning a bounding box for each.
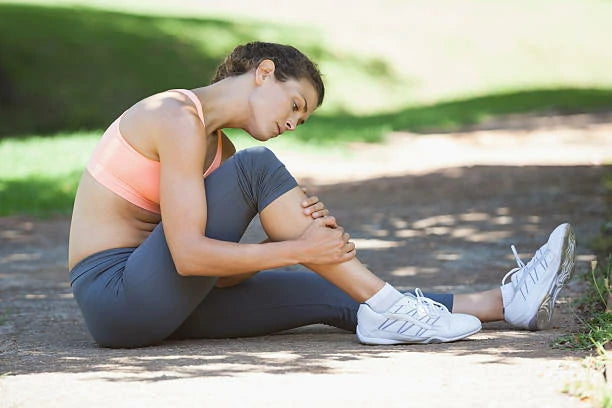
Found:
[502,223,576,330]
[356,289,482,345]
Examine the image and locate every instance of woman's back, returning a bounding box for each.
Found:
[68,90,223,270]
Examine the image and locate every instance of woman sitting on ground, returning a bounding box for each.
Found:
[68,41,576,348]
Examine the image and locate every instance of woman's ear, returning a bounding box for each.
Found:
[255,59,276,85]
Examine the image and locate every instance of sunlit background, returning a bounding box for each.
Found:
[1,0,611,215]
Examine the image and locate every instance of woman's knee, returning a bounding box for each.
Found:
[234,146,281,173]
[234,146,298,212]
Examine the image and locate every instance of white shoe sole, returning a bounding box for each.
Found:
[355,325,482,345]
[530,224,576,330]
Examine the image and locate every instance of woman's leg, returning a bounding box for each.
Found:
[195,147,480,344]
[255,167,572,329]
[171,268,358,338]
[259,186,387,302]
[454,222,575,327]
[170,268,454,339]
[453,289,503,322]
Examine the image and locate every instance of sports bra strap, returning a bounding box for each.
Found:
[168,89,206,126]
[204,130,223,178]
[168,88,223,177]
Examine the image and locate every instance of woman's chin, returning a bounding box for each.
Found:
[245,126,269,142]
[249,133,267,142]
[250,130,275,142]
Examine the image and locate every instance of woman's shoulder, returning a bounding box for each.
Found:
[125,90,206,137]
[133,90,198,119]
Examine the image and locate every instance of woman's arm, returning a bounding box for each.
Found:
[215,191,330,288]
[155,99,351,277]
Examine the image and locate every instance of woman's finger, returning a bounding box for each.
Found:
[342,247,357,261]
[320,216,337,228]
[345,241,356,253]
[302,195,319,207]
[311,202,324,211]
[312,209,329,218]
[304,202,321,214]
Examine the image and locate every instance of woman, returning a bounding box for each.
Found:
[68,42,576,348]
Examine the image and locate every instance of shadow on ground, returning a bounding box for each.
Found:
[0,164,607,380]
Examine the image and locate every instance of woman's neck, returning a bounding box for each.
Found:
[192,76,251,133]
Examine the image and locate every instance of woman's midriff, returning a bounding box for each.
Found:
[68,170,161,270]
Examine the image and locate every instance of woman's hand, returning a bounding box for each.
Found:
[301,187,329,219]
[296,216,356,265]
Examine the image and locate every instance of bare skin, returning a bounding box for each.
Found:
[455,289,504,322]
[69,58,505,325]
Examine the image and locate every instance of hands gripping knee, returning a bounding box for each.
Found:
[296,216,356,265]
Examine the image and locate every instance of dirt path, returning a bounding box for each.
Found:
[1,113,611,407]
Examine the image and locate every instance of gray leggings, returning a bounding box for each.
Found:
[70,147,453,348]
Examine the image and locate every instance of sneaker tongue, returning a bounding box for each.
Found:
[510,270,522,285]
[500,280,516,309]
[394,292,418,309]
[506,267,523,286]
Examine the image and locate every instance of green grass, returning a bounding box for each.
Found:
[552,240,612,408]
[593,173,612,255]
[2,1,612,216]
[553,257,612,408]
[2,2,612,139]
[553,257,612,351]
[551,167,612,407]
[9,0,612,107]
[300,88,612,144]
[562,355,612,408]
[0,130,353,216]
[0,132,97,216]
[0,3,399,138]
[2,87,612,216]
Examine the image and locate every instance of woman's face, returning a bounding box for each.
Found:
[247,62,318,141]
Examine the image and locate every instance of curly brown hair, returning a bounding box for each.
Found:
[211,42,325,107]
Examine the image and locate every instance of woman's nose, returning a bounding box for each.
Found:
[285,120,296,131]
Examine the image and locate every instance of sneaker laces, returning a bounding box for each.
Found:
[380,289,450,330]
[501,244,546,292]
[413,288,449,318]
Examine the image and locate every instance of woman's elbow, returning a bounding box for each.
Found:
[174,261,193,277]
[173,251,215,277]
[168,237,218,277]
[169,243,194,276]
[173,256,210,277]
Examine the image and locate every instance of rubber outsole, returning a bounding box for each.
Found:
[356,325,482,345]
[529,224,576,330]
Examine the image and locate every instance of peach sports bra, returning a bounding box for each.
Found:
[86,89,222,214]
